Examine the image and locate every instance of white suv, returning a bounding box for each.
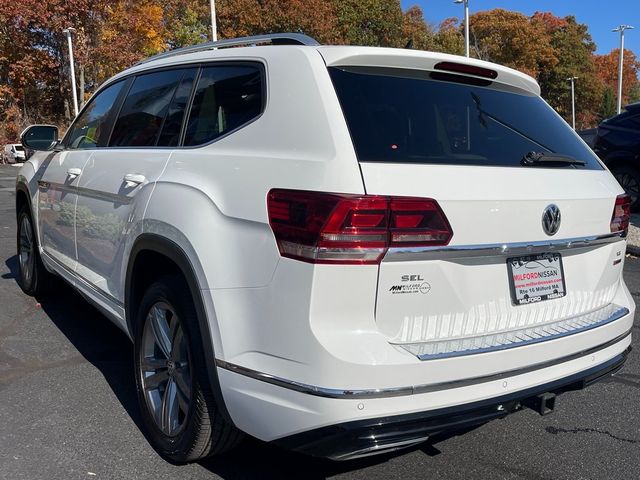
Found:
[16,33,635,462]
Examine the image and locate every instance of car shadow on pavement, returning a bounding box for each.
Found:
[5,254,145,436]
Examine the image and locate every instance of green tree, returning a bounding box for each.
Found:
[534,13,602,128]
[600,87,617,121]
[332,0,404,47]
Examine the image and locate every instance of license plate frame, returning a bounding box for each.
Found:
[507,253,566,306]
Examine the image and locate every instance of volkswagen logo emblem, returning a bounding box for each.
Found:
[542,204,561,236]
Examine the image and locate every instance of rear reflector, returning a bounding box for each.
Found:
[267,190,453,264]
[610,194,631,236]
[434,61,498,79]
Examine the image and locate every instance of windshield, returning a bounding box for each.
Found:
[329,67,602,170]
[15,145,24,151]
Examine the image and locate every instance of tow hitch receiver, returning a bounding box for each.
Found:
[523,393,556,416]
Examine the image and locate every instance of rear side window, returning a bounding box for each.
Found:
[110,69,194,147]
[183,64,263,146]
[330,67,602,169]
[66,81,125,150]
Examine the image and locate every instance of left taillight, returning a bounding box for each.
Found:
[611,193,631,236]
[267,189,453,265]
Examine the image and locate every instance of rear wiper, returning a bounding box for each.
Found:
[521,151,586,167]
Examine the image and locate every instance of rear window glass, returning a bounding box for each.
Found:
[329,67,602,170]
[184,64,263,146]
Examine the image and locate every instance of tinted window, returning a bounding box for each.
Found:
[157,70,196,146]
[184,65,262,146]
[110,69,192,147]
[66,81,125,150]
[330,67,602,170]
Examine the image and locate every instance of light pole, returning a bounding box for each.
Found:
[612,24,634,114]
[567,76,578,130]
[454,0,469,57]
[209,0,217,41]
[62,27,78,117]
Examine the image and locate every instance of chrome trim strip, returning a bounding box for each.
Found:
[216,328,632,399]
[383,232,625,261]
[37,180,132,205]
[402,305,629,361]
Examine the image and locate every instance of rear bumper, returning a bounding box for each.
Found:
[273,346,631,460]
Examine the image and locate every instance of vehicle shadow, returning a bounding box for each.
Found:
[6,255,145,434]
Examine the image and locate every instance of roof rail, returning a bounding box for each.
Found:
[136,33,320,66]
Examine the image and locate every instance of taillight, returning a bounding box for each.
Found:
[267,189,453,264]
[611,194,631,236]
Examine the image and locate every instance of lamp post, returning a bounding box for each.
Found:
[62,27,78,117]
[612,24,634,114]
[454,0,470,57]
[209,0,217,41]
[567,76,578,130]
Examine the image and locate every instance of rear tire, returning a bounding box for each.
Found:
[611,166,640,211]
[133,275,243,462]
[16,205,54,296]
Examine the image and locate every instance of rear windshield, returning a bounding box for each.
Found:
[329,67,602,170]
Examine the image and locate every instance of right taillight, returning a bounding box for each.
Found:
[267,189,452,264]
[611,194,631,236]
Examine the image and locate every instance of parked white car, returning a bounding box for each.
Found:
[15,33,634,462]
[4,143,25,163]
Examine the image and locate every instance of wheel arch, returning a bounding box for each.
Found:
[125,233,235,426]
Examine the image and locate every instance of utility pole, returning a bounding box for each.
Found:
[62,27,78,117]
[567,77,578,130]
[454,0,470,57]
[210,0,218,41]
[612,25,634,114]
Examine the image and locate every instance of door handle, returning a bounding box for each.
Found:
[123,173,146,186]
[67,167,82,178]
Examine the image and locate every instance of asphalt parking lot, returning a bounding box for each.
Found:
[1,162,639,480]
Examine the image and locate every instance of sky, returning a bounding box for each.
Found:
[400,0,640,55]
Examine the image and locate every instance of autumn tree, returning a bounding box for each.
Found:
[431,18,464,55]
[594,49,640,110]
[534,13,602,128]
[216,0,343,44]
[402,5,434,50]
[468,9,557,77]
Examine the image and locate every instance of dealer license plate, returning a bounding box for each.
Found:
[507,253,566,306]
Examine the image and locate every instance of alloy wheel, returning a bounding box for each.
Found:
[139,302,192,437]
[18,215,35,288]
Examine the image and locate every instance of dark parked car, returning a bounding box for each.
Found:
[579,102,640,209]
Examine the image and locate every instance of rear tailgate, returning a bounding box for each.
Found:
[324,51,630,359]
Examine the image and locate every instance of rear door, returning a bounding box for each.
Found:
[328,63,628,357]
[74,67,197,304]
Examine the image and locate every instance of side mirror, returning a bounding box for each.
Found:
[20,125,59,151]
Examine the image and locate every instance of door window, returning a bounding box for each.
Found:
[109,69,194,147]
[65,81,125,150]
[183,65,263,146]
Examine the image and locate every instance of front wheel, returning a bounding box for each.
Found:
[133,275,242,462]
[16,206,53,295]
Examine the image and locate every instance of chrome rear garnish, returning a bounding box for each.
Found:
[397,303,628,360]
